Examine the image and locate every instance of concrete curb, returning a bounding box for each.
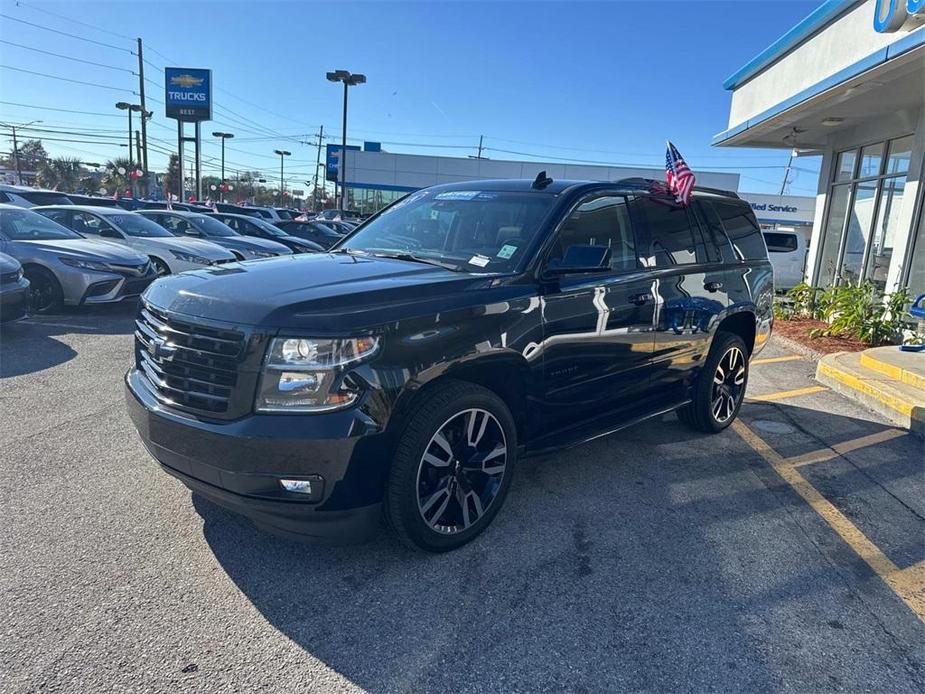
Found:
[859,351,925,390]
[816,352,924,437]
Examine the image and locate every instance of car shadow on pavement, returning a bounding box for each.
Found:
[0,301,138,378]
[189,405,925,692]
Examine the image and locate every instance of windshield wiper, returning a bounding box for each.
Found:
[369,251,463,272]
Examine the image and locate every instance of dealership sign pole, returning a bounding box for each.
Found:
[164,68,212,201]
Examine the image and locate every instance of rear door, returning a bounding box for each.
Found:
[634,194,729,395]
[540,193,657,428]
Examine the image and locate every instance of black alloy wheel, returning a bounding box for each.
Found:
[416,408,508,534]
[385,381,517,552]
[151,257,170,276]
[25,267,63,313]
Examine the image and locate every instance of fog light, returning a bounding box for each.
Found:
[281,479,313,493]
[279,475,324,501]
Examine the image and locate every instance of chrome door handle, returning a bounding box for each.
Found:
[629,292,653,305]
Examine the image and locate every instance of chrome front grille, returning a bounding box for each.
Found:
[134,303,248,417]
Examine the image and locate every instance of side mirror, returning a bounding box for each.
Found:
[546,244,611,276]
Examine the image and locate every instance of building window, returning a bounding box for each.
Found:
[815,135,912,291]
[907,204,925,299]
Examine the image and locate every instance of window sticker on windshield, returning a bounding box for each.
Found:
[469,254,490,267]
[435,191,481,201]
[475,192,499,200]
[497,244,518,259]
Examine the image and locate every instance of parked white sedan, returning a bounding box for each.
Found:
[34,206,236,275]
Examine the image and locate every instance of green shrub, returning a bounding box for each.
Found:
[807,282,909,345]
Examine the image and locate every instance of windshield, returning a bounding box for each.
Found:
[109,213,175,238]
[275,209,294,220]
[1,208,82,240]
[190,214,238,237]
[339,189,555,272]
[250,217,287,236]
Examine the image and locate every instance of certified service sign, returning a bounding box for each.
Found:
[165,67,212,122]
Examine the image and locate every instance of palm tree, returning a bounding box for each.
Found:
[36,157,82,191]
[102,157,133,196]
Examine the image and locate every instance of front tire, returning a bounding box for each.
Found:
[24,266,63,314]
[678,331,749,433]
[385,381,517,552]
[150,256,170,276]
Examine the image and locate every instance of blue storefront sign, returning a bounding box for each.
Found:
[164,67,212,122]
[325,144,361,182]
[874,0,925,33]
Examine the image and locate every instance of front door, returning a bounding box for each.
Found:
[540,193,657,430]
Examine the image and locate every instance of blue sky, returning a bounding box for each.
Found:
[0,0,822,194]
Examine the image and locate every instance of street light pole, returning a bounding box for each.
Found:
[326,69,366,212]
[212,132,234,201]
[274,149,290,206]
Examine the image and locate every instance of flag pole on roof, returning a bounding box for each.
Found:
[665,141,696,206]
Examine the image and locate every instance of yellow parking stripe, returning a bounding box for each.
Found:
[785,428,909,467]
[748,385,827,402]
[751,355,803,366]
[731,419,924,622]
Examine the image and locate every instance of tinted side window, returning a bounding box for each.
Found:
[635,196,704,267]
[552,195,638,272]
[763,232,798,253]
[713,200,767,260]
[71,212,105,235]
[693,199,736,263]
[40,209,70,226]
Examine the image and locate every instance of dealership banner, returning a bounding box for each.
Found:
[325,144,361,182]
[165,67,212,122]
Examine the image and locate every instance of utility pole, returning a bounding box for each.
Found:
[11,124,21,185]
[312,125,324,212]
[477,135,484,159]
[135,130,142,167]
[779,149,796,196]
[136,39,149,177]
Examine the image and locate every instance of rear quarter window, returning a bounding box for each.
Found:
[763,232,799,253]
[711,199,768,261]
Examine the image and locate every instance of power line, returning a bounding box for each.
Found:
[0,39,135,73]
[0,14,131,52]
[0,100,125,118]
[13,0,137,42]
[0,65,134,93]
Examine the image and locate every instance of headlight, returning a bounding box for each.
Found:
[169,250,209,265]
[59,257,111,272]
[256,336,379,413]
[250,249,276,258]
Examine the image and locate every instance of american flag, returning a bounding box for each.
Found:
[665,141,696,206]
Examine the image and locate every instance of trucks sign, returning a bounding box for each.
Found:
[165,67,212,122]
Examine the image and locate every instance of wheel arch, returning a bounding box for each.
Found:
[715,309,757,356]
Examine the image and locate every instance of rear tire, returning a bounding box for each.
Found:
[678,331,749,433]
[385,381,517,552]
[24,266,63,314]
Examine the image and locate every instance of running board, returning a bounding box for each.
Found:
[524,398,691,459]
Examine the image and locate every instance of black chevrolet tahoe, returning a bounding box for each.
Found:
[126,176,773,552]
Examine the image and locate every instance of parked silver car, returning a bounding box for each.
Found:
[0,251,30,322]
[0,204,155,313]
[136,210,292,260]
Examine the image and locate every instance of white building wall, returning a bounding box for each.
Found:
[728,0,907,127]
[343,151,741,192]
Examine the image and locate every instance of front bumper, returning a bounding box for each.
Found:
[57,265,156,306]
[0,278,30,322]
[125,368,388,542]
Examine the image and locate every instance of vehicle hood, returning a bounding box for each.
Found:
[144,236,236,260]
[143,252,495,330]
[9,237,147,264]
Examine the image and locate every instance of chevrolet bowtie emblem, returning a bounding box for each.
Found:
[150,336,177,361]
[170,74,204,88]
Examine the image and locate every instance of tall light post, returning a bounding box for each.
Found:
[212,131,234,201]
[115,102,142,167]
[1,120,42,184]
[326,69,366,212]
[274,150,290,206]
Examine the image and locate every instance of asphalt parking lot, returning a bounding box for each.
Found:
[1,304,923,693]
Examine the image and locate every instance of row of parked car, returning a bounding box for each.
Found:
[0,189,360,321]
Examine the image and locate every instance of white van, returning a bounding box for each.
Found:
[763,229,806,291]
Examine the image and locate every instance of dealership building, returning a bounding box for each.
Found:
[334,147,815,236]
[714,0,924,295]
